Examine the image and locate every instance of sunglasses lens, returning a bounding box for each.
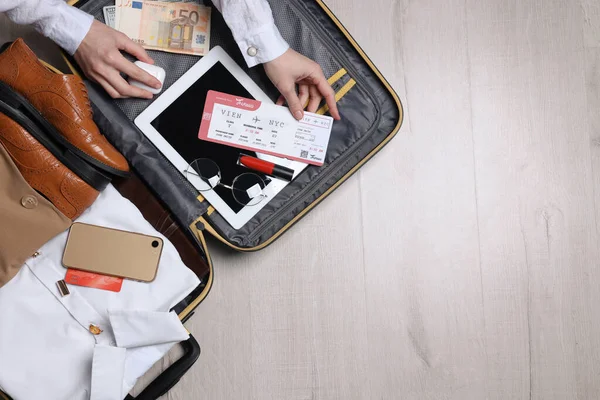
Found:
[185,158,221,191]
[232,173,266,206]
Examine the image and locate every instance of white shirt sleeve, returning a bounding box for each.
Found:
[211,0,289,68]
[0,0,93,55]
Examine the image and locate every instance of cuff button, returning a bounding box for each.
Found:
[89,324,103,335]
[247,46,258,57]
[21,195,38,209]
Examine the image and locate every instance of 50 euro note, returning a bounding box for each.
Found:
[115,0,143,41]
[116,1,211,56]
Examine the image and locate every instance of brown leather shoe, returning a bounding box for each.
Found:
[0,38,129,177]
[0,112,99,220]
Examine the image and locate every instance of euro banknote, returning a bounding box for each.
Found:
[114,0,211,56]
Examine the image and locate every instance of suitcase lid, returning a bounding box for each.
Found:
[62,0,403,252]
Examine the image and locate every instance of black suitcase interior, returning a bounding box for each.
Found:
[67,0,404,252]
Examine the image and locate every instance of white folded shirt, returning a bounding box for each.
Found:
[0,185,201,400]
[109,310,189,349]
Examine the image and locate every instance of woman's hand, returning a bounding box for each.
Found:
[74,20,161,99]
[264,48,341,121]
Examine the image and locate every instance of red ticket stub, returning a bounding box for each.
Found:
[64,269,123,292]
[199,90,333,166]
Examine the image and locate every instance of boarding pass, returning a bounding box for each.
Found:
[199,90,334,166]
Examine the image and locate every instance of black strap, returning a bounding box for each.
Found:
[0,42,11,54]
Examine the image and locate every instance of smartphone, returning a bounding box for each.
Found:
[62,223,163,282]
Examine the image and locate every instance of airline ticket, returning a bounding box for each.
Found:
[198,90,334,166]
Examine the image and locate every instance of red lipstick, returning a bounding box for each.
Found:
[239,155,295,181]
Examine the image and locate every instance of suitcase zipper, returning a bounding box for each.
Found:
[245,6,384,242]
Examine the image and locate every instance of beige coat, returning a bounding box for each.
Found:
[0,144,71,287]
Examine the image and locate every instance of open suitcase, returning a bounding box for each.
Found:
[1,0,403,398]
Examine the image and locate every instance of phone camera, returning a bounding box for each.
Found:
[152,240,160,248]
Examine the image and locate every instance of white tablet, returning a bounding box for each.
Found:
[135,46,307,229]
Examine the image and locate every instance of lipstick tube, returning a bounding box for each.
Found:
[238,155,294,181]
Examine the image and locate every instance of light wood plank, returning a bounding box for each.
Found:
[357,0,488,399]
[582,0,600,48]
[467,1,600,399]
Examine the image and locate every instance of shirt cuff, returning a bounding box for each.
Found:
[235,22,289,68]
[45,2,94,55]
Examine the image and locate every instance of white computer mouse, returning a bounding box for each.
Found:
[129,61,166,95]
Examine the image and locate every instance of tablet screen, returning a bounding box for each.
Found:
[150,61,270,213]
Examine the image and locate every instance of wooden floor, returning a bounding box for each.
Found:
[3,0,600,398]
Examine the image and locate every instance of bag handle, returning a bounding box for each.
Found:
[124,335,201,400]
